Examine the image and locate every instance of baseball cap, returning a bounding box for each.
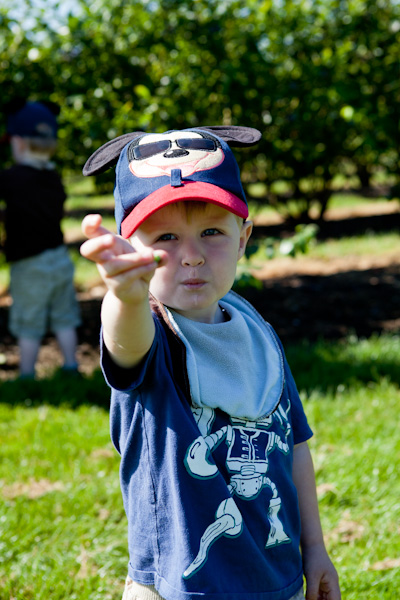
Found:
[83,126,261,238]
[7,101,58,139]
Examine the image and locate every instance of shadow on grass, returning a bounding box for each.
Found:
[1,336,399,408]
[285,334,400,395]
[0,368,110,409]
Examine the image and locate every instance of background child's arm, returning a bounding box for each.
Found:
[80,214,165,368]
[293,441,341,600]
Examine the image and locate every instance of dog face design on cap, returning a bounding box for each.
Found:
[127,131,225,179]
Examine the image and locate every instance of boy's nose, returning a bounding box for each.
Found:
[181,240,205,267]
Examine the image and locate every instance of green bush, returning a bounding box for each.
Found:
[1,0,399,218]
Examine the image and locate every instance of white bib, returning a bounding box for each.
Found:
[167,291,284,420]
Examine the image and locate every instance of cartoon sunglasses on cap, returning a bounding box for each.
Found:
[129,137,218,160]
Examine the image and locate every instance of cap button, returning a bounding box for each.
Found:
[170,168,183,187]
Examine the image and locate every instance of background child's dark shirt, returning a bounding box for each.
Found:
[0,164,66,262]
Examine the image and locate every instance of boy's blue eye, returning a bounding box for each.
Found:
[158,233,176,241]
[202,228,220,236]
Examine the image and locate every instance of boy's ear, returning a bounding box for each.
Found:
[82,131,145,176]
[238,220,253,260]
[196,126,262,147]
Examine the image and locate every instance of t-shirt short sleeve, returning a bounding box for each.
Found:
[101,315,162,392]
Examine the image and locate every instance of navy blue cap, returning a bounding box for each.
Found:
[7,102,58,139]
[116,129,251,238]
[83,125,262,238]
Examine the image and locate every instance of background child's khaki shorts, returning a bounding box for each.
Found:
[122,577,305,600]
[9,245,81,339]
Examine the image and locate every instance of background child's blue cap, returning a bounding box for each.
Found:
[83,125,261,238]
[7,101,58,139]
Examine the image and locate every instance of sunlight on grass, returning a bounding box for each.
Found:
[308,231,400,260]
[306,381,400,599]
[0,261,9,291]
[286,333,400,395]
[69,248,104,289]
[0,402,126,600]
[287,334,400,599]
[65,174,96,196]
[62,215,117,241]
[0,335,399,598]
[64,194,115,212]
[328,192,392,209]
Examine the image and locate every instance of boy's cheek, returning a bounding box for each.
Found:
[149,264,171,293]
[148,276,164,301]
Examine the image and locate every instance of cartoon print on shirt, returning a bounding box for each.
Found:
[183,403,292,579]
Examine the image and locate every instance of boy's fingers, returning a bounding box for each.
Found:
[102,261,158,285]
[81,214,111,238]
[80,233,116,262]
[100,250,158,275]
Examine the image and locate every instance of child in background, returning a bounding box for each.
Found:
[80,125,340,600]
[0,101,81,378]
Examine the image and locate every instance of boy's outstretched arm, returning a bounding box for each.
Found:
[293,442,341,600]
[80,214,166,368]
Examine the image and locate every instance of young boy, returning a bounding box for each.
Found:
[80,126,340,600]
[0,101,81,378]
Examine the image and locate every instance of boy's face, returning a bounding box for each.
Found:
[131,202,253,323]
[10,136,27,163]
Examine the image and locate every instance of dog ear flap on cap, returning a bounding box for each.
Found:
[82,131,145,176]
[196,125,262,147]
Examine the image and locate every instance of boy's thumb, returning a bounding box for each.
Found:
[305,581,318,600]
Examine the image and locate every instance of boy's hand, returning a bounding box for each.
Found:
[303,543,341,600]
[80,214,166,304]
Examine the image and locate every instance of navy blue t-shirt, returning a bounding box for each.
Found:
[103,306,313,600]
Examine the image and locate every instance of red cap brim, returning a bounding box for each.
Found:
[121,181,248,238]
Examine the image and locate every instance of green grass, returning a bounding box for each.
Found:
[1,335,399,599]
[305,380,400,599]
[307,231,400,260]
[244,229,400,269]
[248,190,396,221]
[64,195,115,212]
[0,371,126,600]
[287,334,400,598]
[285,333,400,394]
[68,247,105,289]
[1,182,399,598]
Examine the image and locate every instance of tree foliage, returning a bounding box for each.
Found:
[1,0,399,219]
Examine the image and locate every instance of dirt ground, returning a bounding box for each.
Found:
[1,201,399,381]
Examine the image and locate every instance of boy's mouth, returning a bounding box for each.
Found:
[181,278,206,289]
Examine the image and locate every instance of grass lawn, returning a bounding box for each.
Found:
[1,335,399,599]
[305,377,400,599]
[1,182,399,597]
